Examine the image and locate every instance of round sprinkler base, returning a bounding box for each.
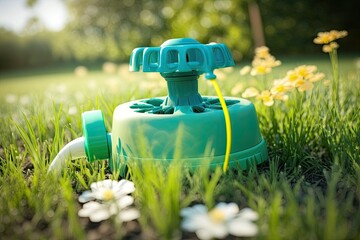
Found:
[110,96,268,173]
[120,137,268,171]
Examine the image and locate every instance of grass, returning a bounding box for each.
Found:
[0,53,360,239]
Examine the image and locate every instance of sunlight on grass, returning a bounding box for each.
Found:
[0,42,359,239]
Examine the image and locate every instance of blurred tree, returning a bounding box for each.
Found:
[0,28,55,70]
[248,0,265,47]
[58,0,251,62]
[58,0,167,61]
[1,0,358,70]
[258,0,360,55]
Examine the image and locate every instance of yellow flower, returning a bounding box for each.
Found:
[283,65,324,91]
[313,32,335,44]
[251,65,269,75]
[231,82,244,96]
[223,67,234,73]
[322,42,339,53]
[314,30,348,45]
[297,81,314,92]
[102,62,118,74]
[272,93,289,101]
[256,90,274,106]
[295,65,317,78]
[323,79,331,86]
[239,66,251,75]
[74,66,88,77]
[214,69,227,81]
[271,79,292,95]
[309,72,325,82]
[242,87,259,98]
[255,46,270,58]
[329,30,348,39]
[249,46,281,76]
[285,70,300,85]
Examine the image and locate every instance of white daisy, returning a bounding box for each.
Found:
[78,195,140,222]
[181,202,259,240]
[78,179,135,203]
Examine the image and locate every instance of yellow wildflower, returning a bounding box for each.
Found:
[313,30,348,45]
[272,93,289,101]
[323,79,331,86]
[222,67,234,73]
[313,32,335,44]
[231,82,244,96]
[255,46,270,58]
[74,66,88,77]
[242,87,260,98]
[102,62,118,74]
[249,46,281,76]
[309,72,325,82]
[214,69,227,81]
[256,90,274,106]
[297,81,314,92]
[285,70,300,85]
[329,30,348,39]
[283,65,324,92]
[295,65,317,78]
[239,66,251,75]
[322,42,339,53]
[271,79,292,95]
[251,65,269,76]
[251,57,281,76]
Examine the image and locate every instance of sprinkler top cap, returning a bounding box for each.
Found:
[161,38,201,46]
[82,110,110,162]
[129,38,234,79]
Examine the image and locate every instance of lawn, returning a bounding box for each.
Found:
[0,50,359,239]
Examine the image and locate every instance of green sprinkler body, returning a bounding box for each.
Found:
[49,38,268,175]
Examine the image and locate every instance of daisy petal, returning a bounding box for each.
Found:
[78,190,94,203]
[210,222,228,239]
[78,201,102,217]
[196,228,214,240]
[118,208,140,222]
[88,208,112,222]
[114,179,135,196]
[238,208,259,221]
[228,219,259,237]
[117,195,134,209]
[181,218,197,232]
[215,202,239,219]
[180,204,208,218]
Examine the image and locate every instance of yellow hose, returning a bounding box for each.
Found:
[210,79,232,173]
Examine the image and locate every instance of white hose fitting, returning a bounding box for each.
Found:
[48,137,86,173]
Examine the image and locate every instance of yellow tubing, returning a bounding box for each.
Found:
[210,79,232,173]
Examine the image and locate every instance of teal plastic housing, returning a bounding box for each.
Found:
[81,38,268,174]
[110,97,267,171]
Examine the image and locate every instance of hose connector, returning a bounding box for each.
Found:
[82,110,111,162]
[48,110,111,173]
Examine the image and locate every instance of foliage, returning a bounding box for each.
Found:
[1,0,359,70]
[0,50,360,239]
[57,0,251,62]
[258,0,360,55]
[0,28,57,70]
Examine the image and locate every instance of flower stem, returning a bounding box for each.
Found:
[329,49,339,108]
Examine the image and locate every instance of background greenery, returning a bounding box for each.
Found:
[0,55,359,239]
[0,0,359,70]
[0,1,360,239]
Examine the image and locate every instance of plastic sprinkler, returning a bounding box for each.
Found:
[49,38,268,174]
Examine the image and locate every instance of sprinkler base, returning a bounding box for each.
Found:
[110,96,268,174]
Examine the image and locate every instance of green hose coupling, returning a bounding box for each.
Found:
[82,110,111,162]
